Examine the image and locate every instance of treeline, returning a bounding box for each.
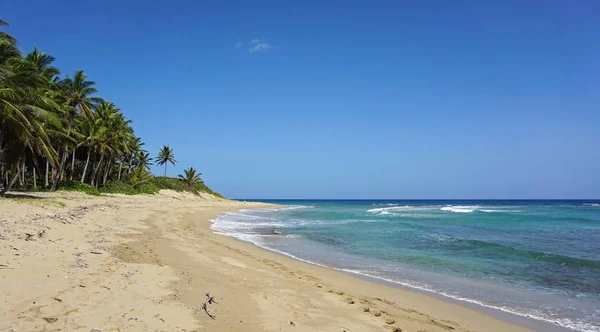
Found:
[0,20,216,197]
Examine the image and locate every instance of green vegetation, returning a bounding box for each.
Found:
[178,167,201,186]
[0,20,223,198]
[0,195,66,208]
[156,145,176,177]
[58,182,101,196]
[97,177,221,196]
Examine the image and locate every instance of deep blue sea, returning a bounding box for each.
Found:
[211,200,600,332]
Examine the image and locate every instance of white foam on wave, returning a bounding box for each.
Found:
[248,205,314,213]
[211,205,318,239]
[367,205,523,215]
[440,206,475,213]
[584,203,600,207]
[367,205,436,215]
[372,203,401,206]
[480,209,522,213]
[441,206,522,214]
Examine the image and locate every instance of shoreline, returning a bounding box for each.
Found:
[0,191,573,331]
[211,209,572,332]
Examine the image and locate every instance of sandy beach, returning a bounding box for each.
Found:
[0,191,532,332]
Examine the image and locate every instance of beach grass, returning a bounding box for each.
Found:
[0,195,66,208]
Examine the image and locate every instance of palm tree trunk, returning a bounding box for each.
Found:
[45,159,49,187]
[51,121,72,190]
[91,153,104,188]
[29,153,43,191]
[20,159,27,188]
[103,162,110,185]
[1,150,25,195]
[0,121,4,188]
[164,163,167,177]
[81,149,91,183]
[19,161,24,188]
[0,160,4,190]
[70,150,76,181]
[52,149,68,189]
[118,161,123,180]
[0,167,20,195]
[127,154,133,174]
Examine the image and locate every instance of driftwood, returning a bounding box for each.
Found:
[202,293,218,319]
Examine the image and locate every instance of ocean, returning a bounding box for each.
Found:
[211,200,600,332]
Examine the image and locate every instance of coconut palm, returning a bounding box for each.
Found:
[58,71,101,118]
[49,70,103,189]
[1,19,212,195]
[88,101,134,187]
[23,47,60,81]
[78,115,103,183]
[156,145,176,177]
[134,150,152,170]
[129,165,152,187]
[178,167,202,187]
[0,24,59,194]
[0,19,16,45]
[126,137,144,174]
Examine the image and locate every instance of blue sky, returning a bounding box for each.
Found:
[4,0,600,198]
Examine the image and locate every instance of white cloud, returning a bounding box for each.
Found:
[249,42,272,53]
[236,38,273,54]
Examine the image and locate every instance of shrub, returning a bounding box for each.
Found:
[149,176,189,192]
[58,182,100,196]
[98,180,137,195]
[94,176,224,198]
[135,182,160,195]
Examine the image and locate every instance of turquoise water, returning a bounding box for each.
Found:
[211,200,600,331]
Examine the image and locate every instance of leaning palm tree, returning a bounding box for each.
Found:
[0,26,60,195]
[156,145,176,177]
[50,70,102,189]
[178,167,201,187]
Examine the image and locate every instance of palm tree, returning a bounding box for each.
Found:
[50,70,103,189]
[0,19,16,45]
[178,167,202,187]
[78,115,102,183]
[0,19,163,194]
[129,165,151,187]
[88,101,134,187]
[127,137,144,174]
[0,23,59,194]
[134,150,152,170]
[58,71,102,118]
[156,145,176,177]
[20,47,62,186]
[23,47,60,81]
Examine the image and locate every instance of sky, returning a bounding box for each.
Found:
[3,0,600,199]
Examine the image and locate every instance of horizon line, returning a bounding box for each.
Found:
[232,198,600,201]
